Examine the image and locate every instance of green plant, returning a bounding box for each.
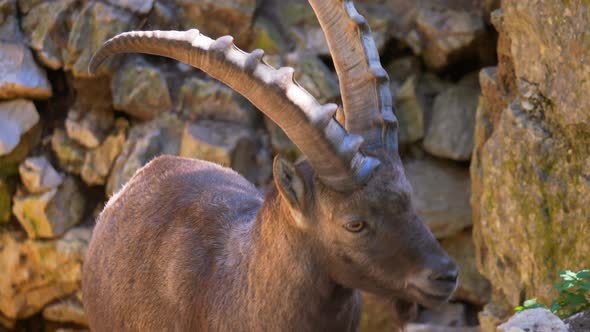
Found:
[515,269,590,319]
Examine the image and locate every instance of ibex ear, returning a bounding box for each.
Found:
[273,155,307,215]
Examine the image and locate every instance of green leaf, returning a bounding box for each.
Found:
[577,270,590,280]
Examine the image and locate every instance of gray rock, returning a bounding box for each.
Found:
[0,99,39,156]
[386,56,422,84]
[21,0,77,69]
[0,42,52,99]
[285,51,340,103]
[105,0,154,14]
[404,157,472,239]
[415,6,485,70]
[264,117,301,161]
[269,0,389,56]
[81,119,128,186]
[0,0,21,41]
[112,59,172,120]
[180,120,259,184]
[423,85,480,161]
[177,77,258,126]
[12,176,85,239]
[565,311,590,332]
[66,100,115,149]
[65,1,138,77]
[394,75,425,144]
[18,156,63,194]
[497,308,567,332]
[406,324,480,332]
[51,128,86,175]
[107,114,183,196]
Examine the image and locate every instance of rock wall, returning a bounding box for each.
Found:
[472,0,590,330]
[0,0,495,330]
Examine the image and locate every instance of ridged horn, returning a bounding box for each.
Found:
[308,0,398,152]
[89,30,381,191]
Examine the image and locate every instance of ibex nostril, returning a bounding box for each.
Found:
[429,269,459,283]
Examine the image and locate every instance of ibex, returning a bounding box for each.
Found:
[82,0,458,330]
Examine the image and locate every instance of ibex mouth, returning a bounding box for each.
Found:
[407,284,455,308]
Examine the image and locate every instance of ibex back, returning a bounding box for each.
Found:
[82,1,458,331]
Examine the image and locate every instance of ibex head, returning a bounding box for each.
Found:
[89,0,457,311]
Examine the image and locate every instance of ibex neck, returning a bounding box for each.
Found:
[242,188,359,330]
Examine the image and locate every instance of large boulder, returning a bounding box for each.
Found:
[0,226,91,320]
[471,1,590,329]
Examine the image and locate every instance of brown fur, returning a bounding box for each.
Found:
[83,150,457,331]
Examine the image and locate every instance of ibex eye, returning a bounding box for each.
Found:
[344,221,366,233]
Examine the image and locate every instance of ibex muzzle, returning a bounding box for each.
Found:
[82,0,458,330]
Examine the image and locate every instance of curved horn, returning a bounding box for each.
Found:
[89,30,380,191]
[308,0,397,152]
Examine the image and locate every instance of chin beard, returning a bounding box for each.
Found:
[391,298,418,329]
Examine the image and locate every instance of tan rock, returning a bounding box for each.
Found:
[51,128,86,175]
[81,119,128,186]
[0,99,40,156]
[180,120,259,183]
[175,0,256,48]
[18,156,64,194]
[13,176,85,239]
[0,227,91,319]
[177,77,258,126]
[43,293,88,326]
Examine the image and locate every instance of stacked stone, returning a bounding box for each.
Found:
[0,0,499,330]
